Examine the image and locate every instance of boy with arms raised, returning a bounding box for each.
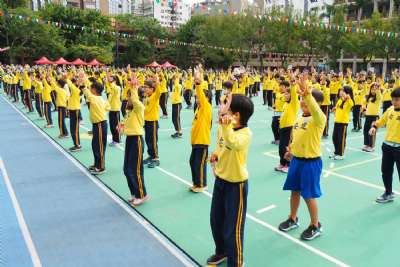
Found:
[278,73,326,241]
[207,93,254,267]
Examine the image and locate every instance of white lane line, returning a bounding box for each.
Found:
[256,205,277,214]
[262,151,397,195]
[6,96,350,267]
[1,95,196,267]
[0,158,43,267]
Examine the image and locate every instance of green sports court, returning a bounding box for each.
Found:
[1,90,398,267]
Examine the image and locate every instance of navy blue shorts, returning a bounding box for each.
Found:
[283,157,322,199]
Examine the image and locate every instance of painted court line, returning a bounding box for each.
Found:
[0,158,43,267]
[6,97,350,267]
[262,151,397,195]
[256,205,277,214]
[1,95,196,267]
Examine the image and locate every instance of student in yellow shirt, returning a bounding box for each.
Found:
[331,86,354,160]
[351,80,365,132]
[42,76,54,128]
[183,71,193,109]
[276,80,300,173]
[119,86,149,206]
[66,78,82,152]
[190,66,212,193]
[158,71,169,119]
[171,74,183,138]
[369,88,400,203]
[279,74,325,241]
[382,79,395,113]
[214,74,223,106]
[50,78,69,138]
[23,70,34,112]
[33,73,44,119]
[271,81,285,145]
[320,77,331,137]
[107,75,122,146]
[82,79,110,175]
[143,76,162,168]
[362,83,381,152]
[207,94,254,267]
[329,74,341,109]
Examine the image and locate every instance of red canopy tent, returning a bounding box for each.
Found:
[35,56,54,65]
[161,61,177,68]
[70,58,87,65]
[87,59,104,66]
[146,61,160,68]
[54,57,72,65]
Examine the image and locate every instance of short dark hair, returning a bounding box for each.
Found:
[230,94,254,126]
[311,89,324,103]
[391,87,400,98]
[91,81,104,95]
[280,80,290,87]
[389,79,395,84]
[145,79,155,89]
[223,81,233,90]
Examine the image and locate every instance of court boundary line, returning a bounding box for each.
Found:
[0,158,43,267]
[5,96,351,267]
[262,151,398,195]
[1,95,197,267]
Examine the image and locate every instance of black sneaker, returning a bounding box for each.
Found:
[88,165,96,171]
[69,146,81,152]
[90,168,106,175]
[148,159,160,168]
[278,217,299,232]
[143,157,152,165]
[301,223,323,241]
[206,254,227,265]
[171,133,180,139]
[376,192,395,203]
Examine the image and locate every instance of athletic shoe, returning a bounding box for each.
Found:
[281,165,289,173]
[271,140,279,145]
[87,130,93,135]
[268,107,273,111]
[90,168,106,175]
[376,192,395,203]
[147,159,160,168]
[274,164,284,172]
[322,135,328,139]
[88,165,96,171]
[301,223,323,241]
[44,124,54,128]
[109,141,120,146]
[278,217,299,232]
[178,133,183,137]
[171,133,181,139]
[189,186,207,193]
[351,128,358,132]
[143,157,152,165]
[206,254,227,265]
[365,146,375,152]
[161,115,168,119]
[130,195,150,206]
[69,146,81,152]
[362,145,368,151]
[333,155,344,160]
[329,154,336,159]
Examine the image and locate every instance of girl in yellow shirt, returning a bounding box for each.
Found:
[171,75,183,138]
[382,79,395,113]
[331,86,354,160]
[362,83,381,152]
[352,80,365,132]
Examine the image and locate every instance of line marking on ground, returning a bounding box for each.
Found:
[262,151,397,195]
[1,95,196,267]
[0,158,43,267]
[256,205,277,214]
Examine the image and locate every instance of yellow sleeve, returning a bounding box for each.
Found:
[304,94,325,128]
[375,109,389,128]
[195,82,207,106]
[221,125,250,150]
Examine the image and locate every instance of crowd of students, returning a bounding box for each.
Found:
[1,63,400,267]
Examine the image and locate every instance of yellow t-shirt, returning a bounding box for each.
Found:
[280,85,300,128]
[191,84,212,145]
[334,98,354,123]
[291,94,326,158]
[122,90,144,136]
[83,89,110,123]
[214,125,252,183]
[376,106,400,144]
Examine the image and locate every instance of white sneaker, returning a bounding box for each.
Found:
[334,155,344,160]
[362,145,368,151]
[365,147,375,152]
[274,164,284,171]
[131,195,150,206]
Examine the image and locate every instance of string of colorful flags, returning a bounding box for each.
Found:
[0,10,318,57]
